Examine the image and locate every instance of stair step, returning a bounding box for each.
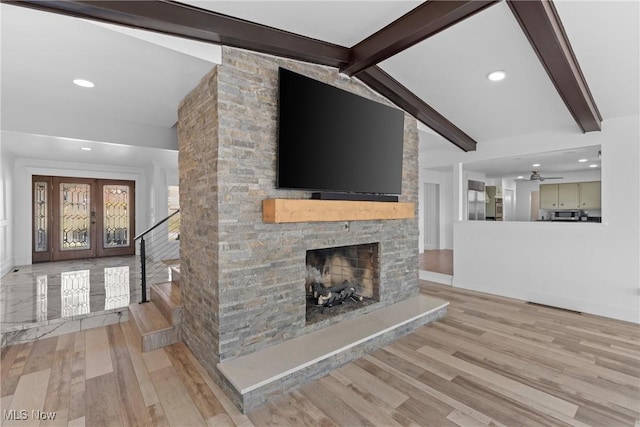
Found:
[151,282,182,326]
[128,301,179,352]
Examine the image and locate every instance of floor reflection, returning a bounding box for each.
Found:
[0,256,172,327]
[61,269,91,318]
[104,266,130,310]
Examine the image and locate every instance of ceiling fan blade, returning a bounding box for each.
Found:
[542,177,564,180]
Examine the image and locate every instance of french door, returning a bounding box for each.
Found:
[32,176,135,262]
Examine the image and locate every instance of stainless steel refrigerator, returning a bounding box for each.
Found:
[468,180,486,221]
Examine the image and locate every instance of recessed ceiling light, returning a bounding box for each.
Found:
[517,176,524,179]
[532,163,541,167]
[589,164,598,168]
[73,79,95,88]
[80,147,92,151]
[578,158,588,163]
[487,70,506,82]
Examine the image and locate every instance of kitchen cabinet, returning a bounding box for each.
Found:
[578,181,601,209]
[558,183,579,208]
[486,186,502,199]
[540,181,601,210]
[540,184,558,209]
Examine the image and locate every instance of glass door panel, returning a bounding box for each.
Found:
[32,176,53,263]
[97,180,135,257]
[103,184,130,248]
[60,183,91,251]
[51,177,96,261]
[34,181,48,252]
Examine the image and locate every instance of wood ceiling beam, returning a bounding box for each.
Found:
[341,0,500,77]
[357,67,475,152]
[3,0,350,68]
[507,0,601,132]
[3,0,478,151]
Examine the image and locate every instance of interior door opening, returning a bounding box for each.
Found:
[424,183,440,250]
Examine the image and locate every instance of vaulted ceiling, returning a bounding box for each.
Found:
[1,1,638,167]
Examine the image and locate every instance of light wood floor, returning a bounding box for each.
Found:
[2,282,639,426]
[419,250,454,275]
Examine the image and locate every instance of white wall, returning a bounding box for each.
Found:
[4,104,179,151]
[452,115,639,323]
[146,162,179,262]
[0,151,15,277]
[9,158,176,267]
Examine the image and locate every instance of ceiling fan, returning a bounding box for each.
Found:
[517,171,564,182]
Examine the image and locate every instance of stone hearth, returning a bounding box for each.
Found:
[177,46,444,413]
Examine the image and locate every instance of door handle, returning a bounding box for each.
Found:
[91,211,96,224]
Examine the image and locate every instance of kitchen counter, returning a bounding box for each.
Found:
[536,218,602,223]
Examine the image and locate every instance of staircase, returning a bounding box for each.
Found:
[128,266,182,352]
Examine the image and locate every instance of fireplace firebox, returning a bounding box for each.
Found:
[305,243,379,325]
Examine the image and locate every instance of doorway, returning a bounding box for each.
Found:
[424,183,440,250]
[32,176,135,262]
[530,190,540,221]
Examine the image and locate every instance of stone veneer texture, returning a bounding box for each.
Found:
[178,46,419,378]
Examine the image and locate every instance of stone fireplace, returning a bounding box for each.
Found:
[177,47,446,413]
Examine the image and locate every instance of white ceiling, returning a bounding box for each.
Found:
[1,1,638,172]
[1,3,220,168]
[188,1,422,47]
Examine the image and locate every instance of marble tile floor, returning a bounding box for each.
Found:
[0,255,172,346]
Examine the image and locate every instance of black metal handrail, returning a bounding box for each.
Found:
[136,209,180,303]
[134,209,180,241]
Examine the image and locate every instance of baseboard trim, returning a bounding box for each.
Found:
[419,269,453,285]
[0,260,15,279]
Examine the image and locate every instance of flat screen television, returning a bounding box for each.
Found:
[277,68,405,197]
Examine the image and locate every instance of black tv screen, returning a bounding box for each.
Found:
[277,68,405,195]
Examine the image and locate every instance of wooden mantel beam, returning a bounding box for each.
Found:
[507,0,602,132]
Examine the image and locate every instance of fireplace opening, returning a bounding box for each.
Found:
[305,242,379,325]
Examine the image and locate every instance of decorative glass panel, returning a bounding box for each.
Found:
[61,270,90,317]
[103,185,130,248]
[34,181,48,252]
[60,183,90,251]
[104,266,130,310]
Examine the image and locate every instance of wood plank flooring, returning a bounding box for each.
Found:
[420,250,454,275]
[1,281,638,426]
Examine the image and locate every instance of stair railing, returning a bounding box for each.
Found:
[134,209,180,303]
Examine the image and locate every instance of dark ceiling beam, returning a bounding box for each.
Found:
[507,0,601,132]
[2,0,350,68]
[358,67,475,152]
[3,0,478,151]
[341,0,500,77]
